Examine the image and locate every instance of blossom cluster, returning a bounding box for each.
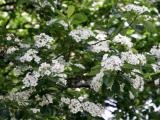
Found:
[61,97,105,117]
[69,29,95,42]
[131,69,144,91]
[121,51,146,65]
[123,4,149,14]
[20,49,41,63]
[34,33,54,48]
[113,34,133,48]
[90,71,104,92]
[22,71,40,88]
[101,54,123,71]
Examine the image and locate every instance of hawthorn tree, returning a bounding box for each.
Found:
[0,0,160,119]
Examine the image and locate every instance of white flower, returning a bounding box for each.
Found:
[22,71,40,88]
[121,51,146,65]
[61,97,105,117]
[69,29,95,42]
[69,99,83,113]
[6,89,33,106]
[101,54,123,71]
[150,45,160,58]
[124,4,149,14]
[82,101,105,117]
[39,62,52,76]
[39,94,53,106]
[20,49,41,63]
[90,71,104,92]
[6,46,19,54]
[94,30,107,41]
[31,108,40,113]
[88,41,109,53]
[152,63,160,72]
[61,97,70,104]
[18,43,30,48]
[51,59,65,73]
[6,33,14,41]
[113,34,133,48]
[131,69,144,91]
[154,79,159,86]
[34,33,54,48]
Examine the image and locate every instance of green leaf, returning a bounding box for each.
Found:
[71,13,88,24]
[103,74,114,90]
[67,5,75,18]
[144,21,157,33]
[55,9,66,20]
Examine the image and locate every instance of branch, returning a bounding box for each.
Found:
[67,82,90,88]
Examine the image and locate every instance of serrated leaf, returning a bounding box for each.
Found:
[67,5,75,18]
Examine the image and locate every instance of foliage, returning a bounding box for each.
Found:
[0,0,160,119]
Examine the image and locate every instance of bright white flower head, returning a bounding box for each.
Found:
[131,69,144,91]
[69,29,95,42]
[124,4,149,14]
[121,51,146,65]
[113,34,133,48]
[150,45,160,58]
[39,62,52,76]
[90,71,104,92]
[88,41,109,53]
[61,97,105,117]
[30,108,40,113]
[6,46,19,54]
[69,99,83,113]
[101,54,123,71]
[34,33,54,48]
[39,94,53,106]
[20,49,41,63]
[82,101,105,117]
[51,59,65,73]
[22,71,40,88]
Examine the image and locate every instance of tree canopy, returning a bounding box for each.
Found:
[0,0,160,119]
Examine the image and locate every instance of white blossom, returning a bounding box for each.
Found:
[6,89,33,106]
[131,69,144,91]
[154,79,160,86]
[61,97,105,117]
[6,33,14,41]
[31,108,40,113]
[39,62,52,76]
[39,94,53,106]
[69,29,95,42]
[51,58,65,73]
[113,34,133,48]
[150,45,160,58]
[22,71,40,88]
[82,101,105,117]
[88,41,109,53]
[61,97,71,104]
[69,99,83,113]
[152,63,160,72]
[34,33,54,48]
[20,49,41,63]
[90,71,104,92]
[121,51,146,65]
[6,46,19,54]
[101,54,123,71]
[124,4,149,14]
